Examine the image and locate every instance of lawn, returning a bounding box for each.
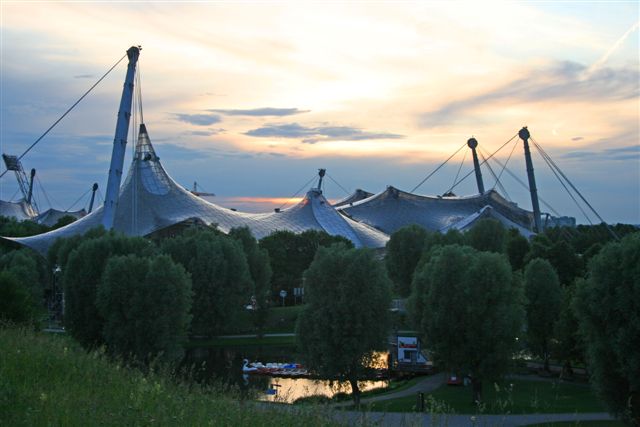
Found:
[222,305,304,335]
[361,379,606,414]
[0,325,334,427]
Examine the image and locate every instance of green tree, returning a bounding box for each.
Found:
[162,229,252,336]
[552,285,584,379]
[229,227,272,333]
[0,248,45,306]
[0,270,38,324]
[296,244,392,406]
[97,254,192,364]
[385,224,428,297]
[547,240,583,286]
[62,232,155,348]
[574,233,640,422]
[416,244,525,403]
[524,258,562,372]
[506,229,530,271]
[260,230,352,303]
[465,218,507,253]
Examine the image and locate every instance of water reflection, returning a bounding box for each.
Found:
[182,346,389,404]
[259,377,388,403]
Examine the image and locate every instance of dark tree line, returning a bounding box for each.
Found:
[388,219,639,419]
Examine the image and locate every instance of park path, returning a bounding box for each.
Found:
[332,373,446,408]
[335,410,615,426]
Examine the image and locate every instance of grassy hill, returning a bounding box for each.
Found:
[0,325,336,426]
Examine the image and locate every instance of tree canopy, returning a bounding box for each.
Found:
[259,229,352,303]
[385,224,428,297]
[97,254,192,364]
[415,244,525,403]
[574,232,640,422]
[524,258,562,371]
[464,218,507,253]
[62,232,155,348]
[296,244,392,406]
[162,229,252,336]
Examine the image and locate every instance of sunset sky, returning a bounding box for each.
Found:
[1,2,638,224]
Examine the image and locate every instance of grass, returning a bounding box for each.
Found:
[361,379,606,414]
[223,305,304,335]
[0,325,336,426]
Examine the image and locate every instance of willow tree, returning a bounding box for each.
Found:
[296,244,392,406]
[574,233,640,423]
[415,244,525,403]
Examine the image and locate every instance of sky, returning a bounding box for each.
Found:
[0,1,638,224]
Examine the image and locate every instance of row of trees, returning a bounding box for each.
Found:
[383,220,638,421]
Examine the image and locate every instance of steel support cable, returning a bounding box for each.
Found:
[410,141,468,193]
[326,173,351,196]
[490,138,519,191]
[451,149,467,190]
[531,138,618,239]
[8,187,20,202]
[483,154,562,217]
[0,52,129,179]
[277,174,318,210]
[479,150,511,200]
[35,175,54,210]
[531,141,593,224]
[64,187,92,212]
[445,133,519,194]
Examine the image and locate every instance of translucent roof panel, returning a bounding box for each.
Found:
[4,124,389,253]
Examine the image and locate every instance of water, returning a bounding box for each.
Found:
[182,346,389,404]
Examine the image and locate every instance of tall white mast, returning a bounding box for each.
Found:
[102,46,140,230]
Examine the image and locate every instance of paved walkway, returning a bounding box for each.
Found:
[335,411,615,426]
[330,373,613,425]
[333,373,446,408]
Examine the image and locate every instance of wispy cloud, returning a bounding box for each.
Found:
[421,61,639,127]
[174,113,222,126]
[210,107,309,116]
[245,122,405,144]
[189,129,225,136]
[562,144,639,161]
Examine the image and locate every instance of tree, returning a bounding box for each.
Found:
[465,218,507,253]
[506,229,530,271]
[0,270,38,324]
[552,285,584,379]
[229,227,272,333]
[416,244,525,403]
[385,225,428,297]
[161,229,252,336]
[62,232,155,348]
[296,244,392,406]
[259,230,352,303]
[0,248,45,307]
[547,240,583,286]
[524,258,562,372]
[574,233,640,423]
[97,254,192,364]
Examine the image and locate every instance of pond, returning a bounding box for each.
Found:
[182,345,389,404]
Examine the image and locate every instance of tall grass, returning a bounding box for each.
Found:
[0,325,338,426]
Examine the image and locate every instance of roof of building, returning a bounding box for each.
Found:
[0,199,37,221]
[4,124,389,254]
[337,185,535,235]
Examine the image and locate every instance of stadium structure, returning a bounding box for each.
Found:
[4,46,588,254]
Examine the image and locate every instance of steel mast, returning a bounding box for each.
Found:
[519,126,542,233]
[102,46,140,230]
[467,137,485,194]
